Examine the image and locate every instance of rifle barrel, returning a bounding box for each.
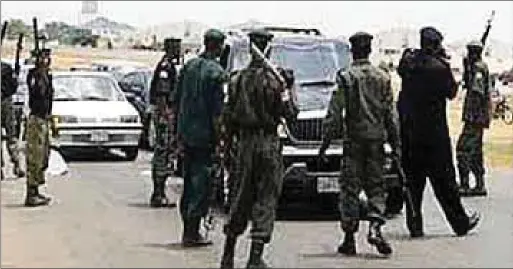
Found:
[1,21,8,45]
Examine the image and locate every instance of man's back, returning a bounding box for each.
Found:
[339,59,393,142]
[176,55,225,149]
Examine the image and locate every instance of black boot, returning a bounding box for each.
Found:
[337,232,356,255]
[470,175,487,197]
[367,222,392,256]
[182,218,213,248]
[458,174,471,197]
[13,163,25,178]
[24,186,50,207]
[246,240,268,269]
[220,236,237,269]
[34,186,52,203]
[150,181,172,208]
[456,212,480,236]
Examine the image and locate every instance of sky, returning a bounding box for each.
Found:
[1,1,512,43]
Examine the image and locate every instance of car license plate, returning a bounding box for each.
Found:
[317,177,340,193]
[90,131,108,142]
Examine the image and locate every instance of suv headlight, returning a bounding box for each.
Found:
[120,115,139,123]
[54,115,78,123]
[277,123,287,139]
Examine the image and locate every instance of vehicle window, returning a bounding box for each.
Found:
[270,43,338,83]
[121,73,138,85]
[53,76,125,102]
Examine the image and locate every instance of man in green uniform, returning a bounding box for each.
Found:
[148,38,180,207]
[219,29,298,269]
[319,32,400,256]
[25,48,53,207]
[1,62,26,180]
[456,40,492,197]
[176,29,227,247]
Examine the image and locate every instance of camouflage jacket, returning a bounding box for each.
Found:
[1,62,18,100]
[149,56,177,107]
[27,67,54,119]
[462,60,491,128]
[224,59,298,136]
[323,59,399,147]
[176,52,226,149]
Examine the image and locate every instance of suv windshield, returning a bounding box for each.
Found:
[53,76,125,101]
[270,43,338,83]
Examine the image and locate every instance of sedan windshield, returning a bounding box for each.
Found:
[53,76,125,101]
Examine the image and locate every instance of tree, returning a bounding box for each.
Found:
[6,19,31,40]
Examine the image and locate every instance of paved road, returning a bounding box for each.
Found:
[2,150,513,268]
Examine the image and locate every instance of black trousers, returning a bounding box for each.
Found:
[405,138,472,235]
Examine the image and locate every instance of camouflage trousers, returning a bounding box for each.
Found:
[151,110,177,184]
[179,145,213,222]
[339,140,387,233]
[1,98,22,168]
[223,132,283,243]
[25,115,49,187]
[456,123,485,179]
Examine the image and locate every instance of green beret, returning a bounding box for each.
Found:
[203,28,226,42]
[248,29,274,42]
[467,40,483,49]
[349,31,373,47]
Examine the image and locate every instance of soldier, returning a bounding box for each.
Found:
[148,38,180,208]
[396,27,479,238]
[219,29,298,269]
[319,32,399,256]
[456,40,492,197]
[175,29,227,247]
[25,48,53,207]
[1,62,26,180]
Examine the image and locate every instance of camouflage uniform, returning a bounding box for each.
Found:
[1,62,25,179]
[220,29,298,269]
[148,38,180,207]
[176,29,227,247]
[320,32,399,256]
[396,27,479,238]
[456,41,491,196]
[25,48,53,207]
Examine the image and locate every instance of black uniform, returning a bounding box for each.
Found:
[396,27,479,238]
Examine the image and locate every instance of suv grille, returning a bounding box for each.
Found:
[288,119,324,141]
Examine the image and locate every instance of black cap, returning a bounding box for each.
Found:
[349,31,373,48]
[420,26,443,42]
[164,38,181,50]
[467,40,483,50]
[248,29,274,42]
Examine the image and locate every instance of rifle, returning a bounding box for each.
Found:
[392,155,417,219]
[1,21,7,45]
[14,34,23,76]
[32,17,40,60]
[463,10,495,89]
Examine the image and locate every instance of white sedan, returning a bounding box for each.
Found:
[51,72,143,161]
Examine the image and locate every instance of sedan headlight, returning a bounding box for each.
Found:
[120,115,139,123]
[277,123,287,139]
[54,115,78,123]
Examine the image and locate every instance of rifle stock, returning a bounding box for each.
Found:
[392,156,417,219]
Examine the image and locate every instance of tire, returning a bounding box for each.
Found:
[123,147,139,161]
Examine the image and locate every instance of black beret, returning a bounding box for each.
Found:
[248,29,274,42]
[420,26,443,42]
[349,31,373,47]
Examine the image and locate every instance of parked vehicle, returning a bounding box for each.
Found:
[51,71,143,161]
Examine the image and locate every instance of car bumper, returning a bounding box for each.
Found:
[52,127,142,148]
[280,144,398,201]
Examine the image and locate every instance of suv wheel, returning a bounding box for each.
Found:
[123,147,139,161]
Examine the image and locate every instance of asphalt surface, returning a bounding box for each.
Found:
[1,149,513,268]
